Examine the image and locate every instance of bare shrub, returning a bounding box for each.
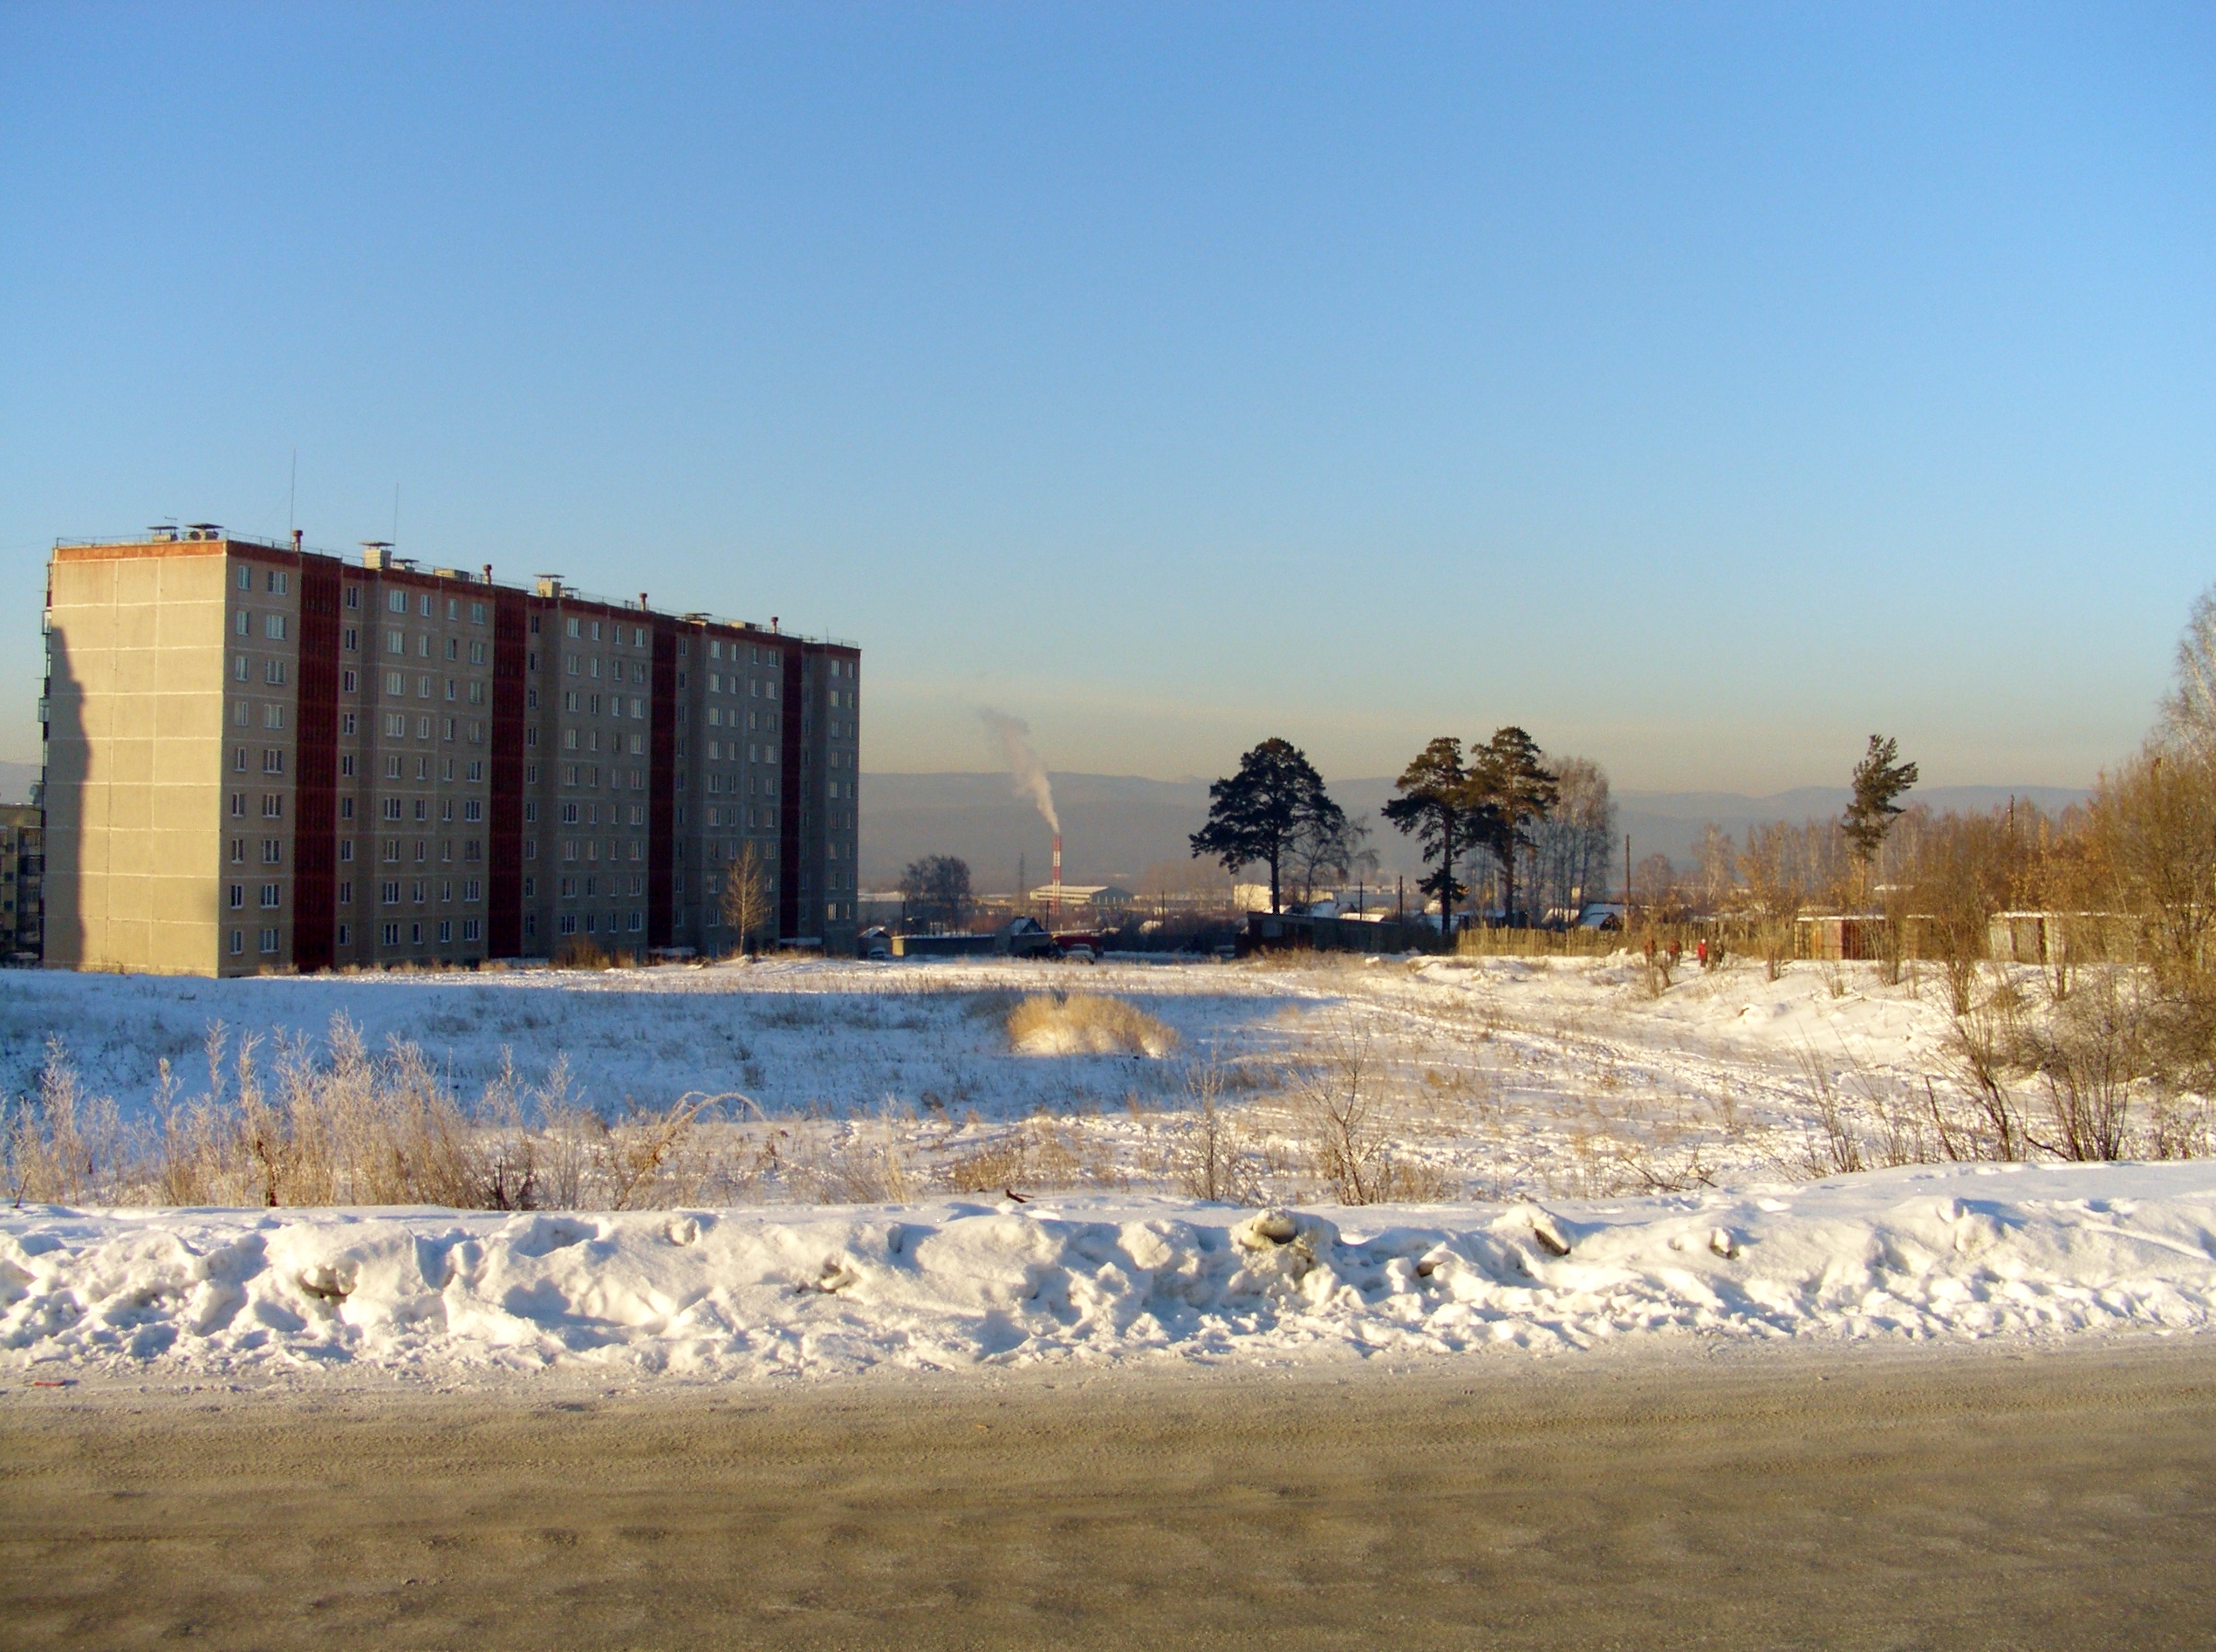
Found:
[2013,973,2148,1162]
[1173,1050,1262,1204]
[1945,994,2028,1160]
[5,1037,129,1205]
[1292,1027,1439,1205]
[787,1111,920,1204]
[1006,993,1177,1057]
[1790,1047,1865,1177]
[552,938,614,971]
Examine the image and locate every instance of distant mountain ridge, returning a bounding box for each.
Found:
[857,772,2089,892]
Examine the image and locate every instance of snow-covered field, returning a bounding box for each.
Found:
[6,953,2213,1384]
[6,1165,2213,1383]
[4,951,1999,1201]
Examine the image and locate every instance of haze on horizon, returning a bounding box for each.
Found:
[3,5,2211,794]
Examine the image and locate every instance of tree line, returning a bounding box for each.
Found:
[1190,729,1618,925]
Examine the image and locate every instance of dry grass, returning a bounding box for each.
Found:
[1006,993,1178,1058]
[3,1018,748,1211]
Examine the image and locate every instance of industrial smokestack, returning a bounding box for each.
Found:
[1051,832,1063,921]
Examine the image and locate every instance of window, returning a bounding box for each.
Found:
[266,570,288,595]
[464,800,482,822]
[229,884,243,909]
[263,704,284,730]
[234,747,247,774]
[337,924,352,946]
[470,602,485,625]
[411,879,427,904]
[414,798,428,823]
[230,929,244,956]
[382,798,402,822]
[469,680,485,705]
[381,882,400,905]
[418,674,432,698]
[259,928,280,954]
[444,717,457,742]
[263,838,283,864]
[386,629,405,654]
[236,566,252,591]
[236,611,250,637]
[523,802,537,823]
[234,701,250,727]
[417,716,432,739]
[338,880,352,905]
[260,884,281,908]
[342,670,357,693]
[345,586,359,611]
[559,914,577,936]
[438,920,452,945]
[261,795,284,819]
[263,614,286,640]
[340,754,355,779]
[464,878,481,902]
[418,594,432,618]
[339,840,353,863]
[382,923,401,945]
[462,918,481,942]
[525,913,537,939]
[467,761,482,782]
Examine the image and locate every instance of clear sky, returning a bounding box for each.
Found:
[3,3,2211,792]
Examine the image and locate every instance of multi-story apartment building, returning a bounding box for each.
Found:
[0,802,43,961]
[40,528,860,976]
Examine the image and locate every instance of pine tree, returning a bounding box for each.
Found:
[1467,727,1557,927]
[1843,734,1918,870]
[1190,738,1344,914]
[1382,737,1471,927]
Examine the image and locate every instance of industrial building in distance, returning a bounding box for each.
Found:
[40,526,860,976]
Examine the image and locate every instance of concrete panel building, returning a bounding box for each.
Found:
[41,529,860,975]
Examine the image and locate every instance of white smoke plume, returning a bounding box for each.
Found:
[979,707,1059,835]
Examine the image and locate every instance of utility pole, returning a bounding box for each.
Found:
[1624,833,1633,929]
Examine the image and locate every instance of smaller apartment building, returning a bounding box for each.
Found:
[41,529,859,976]
[0,803,43,960]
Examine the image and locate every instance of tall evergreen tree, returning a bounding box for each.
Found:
[1382,737,1472,926]
[1190,738,1343,914]
[1467,727,1558,926]
[1843,734,1918,866]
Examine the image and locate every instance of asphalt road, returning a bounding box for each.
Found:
[6,1338,2215,1650]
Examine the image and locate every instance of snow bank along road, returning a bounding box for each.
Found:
[7,1162,2216,1382]
[6,1340,2214,1650]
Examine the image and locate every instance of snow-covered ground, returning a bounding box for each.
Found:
[3,951,2026,1202]
[6,1164,2213,1384]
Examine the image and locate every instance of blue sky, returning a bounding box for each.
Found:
[3,3,2211,791]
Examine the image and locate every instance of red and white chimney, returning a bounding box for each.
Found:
[1050,832,1063,921]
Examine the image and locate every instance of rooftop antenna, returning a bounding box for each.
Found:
[392,483,400,552]
[288,447,297,538]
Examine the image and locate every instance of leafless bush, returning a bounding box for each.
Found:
[1945,993,2029,1160]
[2013,973,2148,1162]
[1006,993,1177,1057]
[1790,1047,1865,1176]
[1291,1027,1440,1205]
[1173,1050,1263,1204]
[5,1037,129,1205]
[3,1017,742,1212]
